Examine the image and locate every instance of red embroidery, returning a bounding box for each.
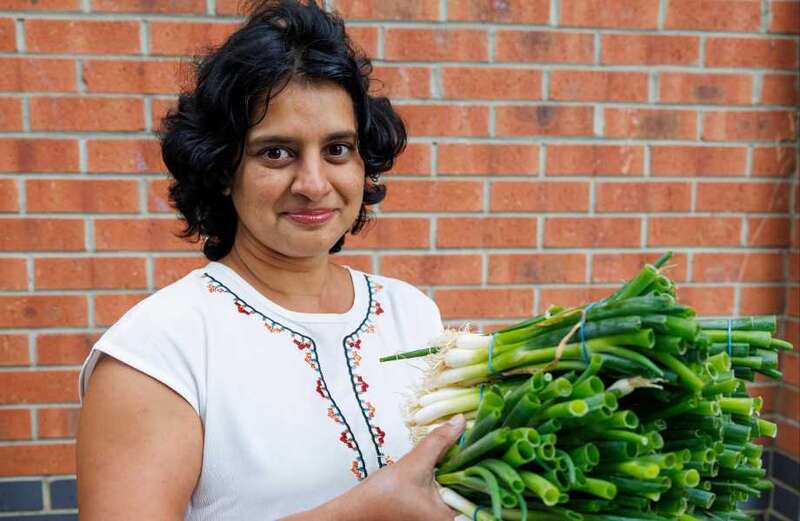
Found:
[348,339,362,350]
[315,378,327,399]
[373,426,386,445]
[340,430,356,449]
[374,302,384,315]
[294,339,310,350]
[235,301,250,315]
[354,375,369,393]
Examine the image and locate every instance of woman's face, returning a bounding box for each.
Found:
[230,80,365,259]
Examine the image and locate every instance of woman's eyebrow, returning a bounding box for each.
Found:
[249,130,357,147]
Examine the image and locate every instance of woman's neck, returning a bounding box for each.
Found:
[218,234,353,314]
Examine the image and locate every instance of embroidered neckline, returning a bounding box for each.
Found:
[202,272,369,480]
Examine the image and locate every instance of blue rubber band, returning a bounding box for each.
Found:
[487,334,497,375]
[473,506,485,521]
[458,431,465,446]
[478,383,484,402]
[727,318,733,357]
[580,302,598,363]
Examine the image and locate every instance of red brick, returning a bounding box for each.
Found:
[336,0,439,19]
[31,97,144,132]
[596,182,691,212]
[750,384,778,413]
[0,97,22,130]
[592,252,688,283]
[381,254,482,285]
[0,334,28,366]
[38,407,80,439]
[346,26,379,56]
[26,179,139,213]
[547,145,644,176]
[396,105,488,136]
[435,288,533,320]
[0,18,15,51]
[602,34,700,65]
[345,218,429,249]
[666,0,761,31]
[0,296,87,328]
[214,0,243,15]
[0,409,30,440]
[778,388,799,423]
[561,0,659,28]
[26,20,139,54]
[769,1,800,33]
[677,286,736,315]
[35,257,146,290]
[442,67,541,100]
[153,256,209,289]
[551,71,648,102]
[544,217,641,248]
[761,74,800,105]
[0,258,26,291]
[496,31,594,63]
[438,144,538,175]
[651,146,747,177]
[448,0,549,22]
[740,286,786,315]
[0,371,78,404]
[0,0,78,9]
[437,217,537,248]
[332,255,372,274]
[381,180,483,212]
[703,110,796,141]
[0,443,75,476]
[697,181,790,213]
[490,181,589,212]
[95,293,148,327]
[790,253,800,282]
[788,286,800,316]
[384,29,487,62]
[0,178,18,212]
[0,219,84,251]
[83,59,185,95]
[151,98,178,128]
[371,66,431,99]
[538,287,614,311]
[605,108,697,140]
[391,143,430,176]
[496,105,593,136]
[706,37,798,70]
[92,0,205,13]
[87,139,165,174]
[659,73,753,105]
[148,178,171,213]
[37,333,97,366]
[0,58,76,92]
[489,254,586,284]
[95,218,196,251]
[783,352,799,386]
[693,253,785,282]
[0,139,79,173]
[649,217,742,247]
[150,21,238,56]
[748,217,790,247]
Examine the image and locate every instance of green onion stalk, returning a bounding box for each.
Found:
[384,252,793,521]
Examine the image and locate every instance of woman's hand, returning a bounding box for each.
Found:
[286,414,466,521]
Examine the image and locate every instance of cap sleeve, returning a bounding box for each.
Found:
[79,292,207,417]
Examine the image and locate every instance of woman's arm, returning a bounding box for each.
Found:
[77,355,203,520]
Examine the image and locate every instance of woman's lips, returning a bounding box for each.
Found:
[283,209,337,226]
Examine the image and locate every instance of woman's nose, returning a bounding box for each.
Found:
[290,156,332,201]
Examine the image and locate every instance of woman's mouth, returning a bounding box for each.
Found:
[283,208,337,226]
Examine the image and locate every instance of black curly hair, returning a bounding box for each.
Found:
[159,0,406,260]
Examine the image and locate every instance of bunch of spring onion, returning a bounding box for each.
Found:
[381,252,793,521]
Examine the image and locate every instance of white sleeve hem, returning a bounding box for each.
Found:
[79,343,201,416]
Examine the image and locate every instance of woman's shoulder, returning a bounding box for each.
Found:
[348,267,441,319]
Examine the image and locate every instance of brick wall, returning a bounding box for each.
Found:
[0,0,797,518]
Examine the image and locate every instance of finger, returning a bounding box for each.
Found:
[408,414,466,468]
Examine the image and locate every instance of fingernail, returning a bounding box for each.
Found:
[447,414,465,428]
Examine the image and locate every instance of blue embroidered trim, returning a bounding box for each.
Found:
[341,274,390,468]
[202,272,369,480]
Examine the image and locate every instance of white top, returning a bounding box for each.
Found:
[79,261,443,520]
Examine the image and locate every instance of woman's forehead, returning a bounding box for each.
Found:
[249,80,357,140]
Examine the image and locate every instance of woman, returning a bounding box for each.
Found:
[76,1,465,519]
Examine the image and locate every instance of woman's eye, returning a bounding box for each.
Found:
[262,147,290,161]
[328,143,351,157]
